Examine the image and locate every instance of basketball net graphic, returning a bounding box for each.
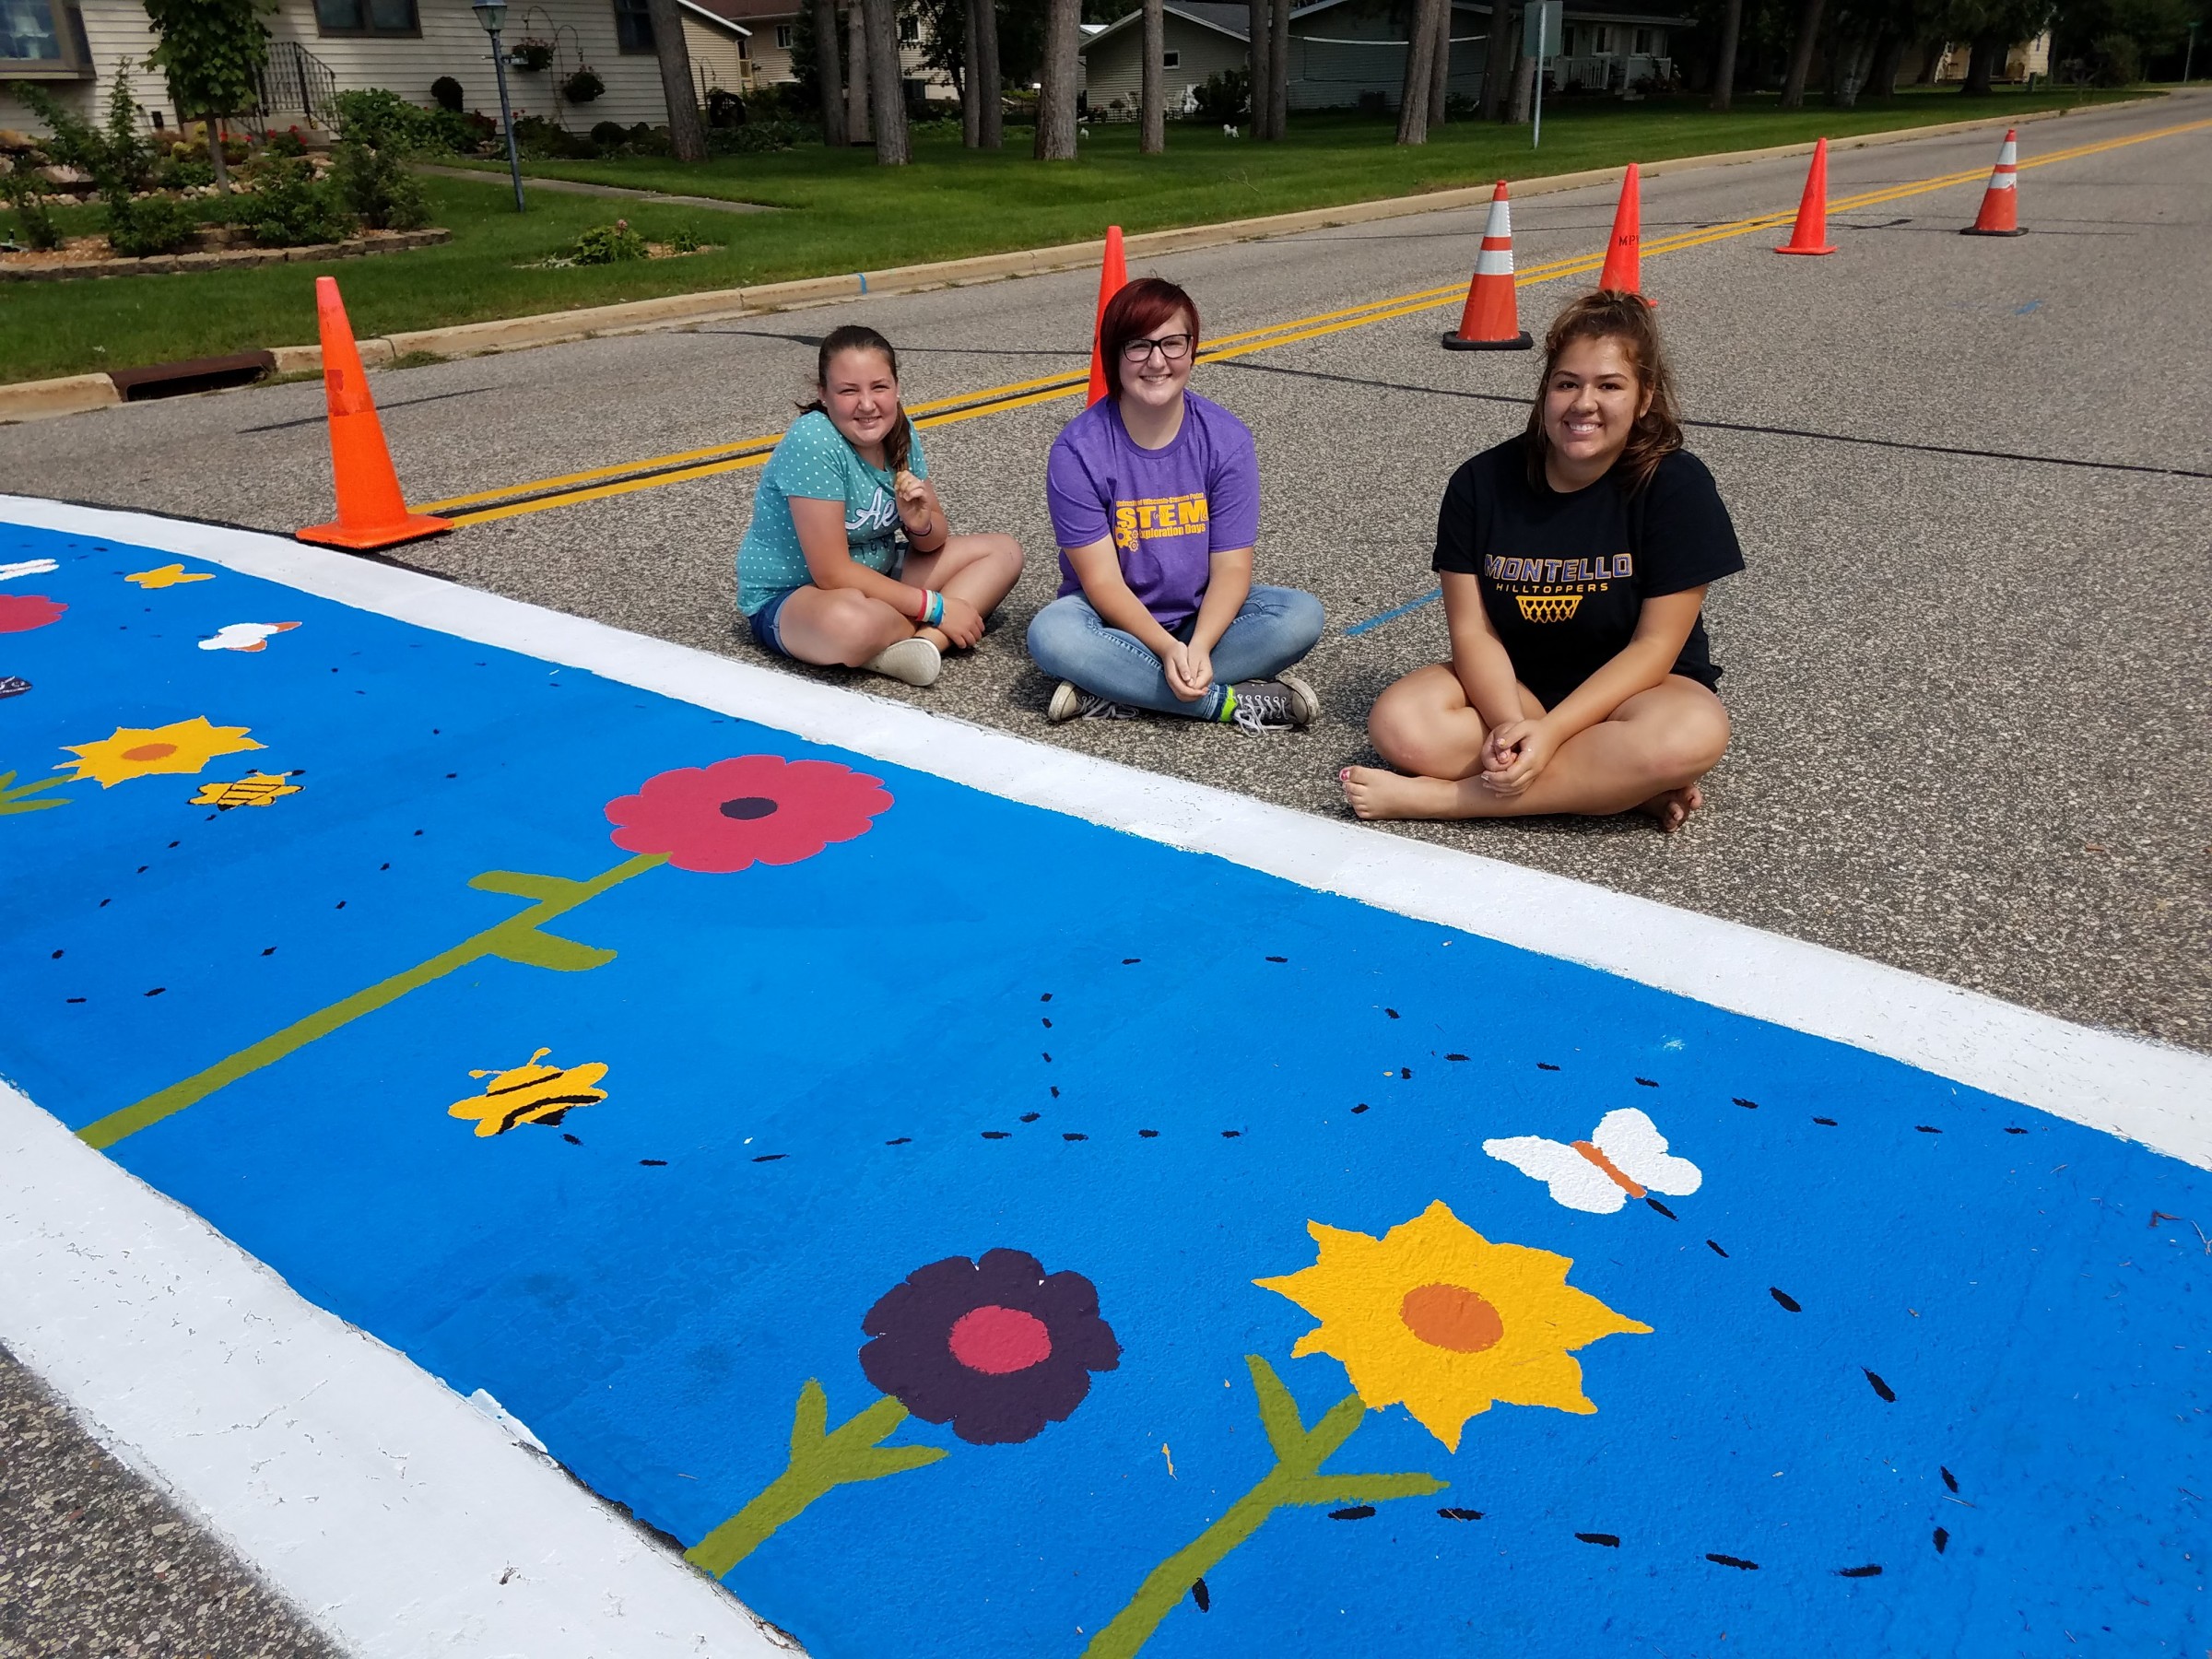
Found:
[1516,594,1584,623]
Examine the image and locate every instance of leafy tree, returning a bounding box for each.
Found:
[641,0,711,159]
[143,0,270,194]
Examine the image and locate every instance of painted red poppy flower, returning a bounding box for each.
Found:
[861,1249,1120,1446]
[0,594,66,633]
[604,754,891,874]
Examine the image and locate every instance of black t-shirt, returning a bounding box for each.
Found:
[1431,438,1745,710]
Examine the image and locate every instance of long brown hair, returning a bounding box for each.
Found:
[1522,291,1682,493]
[798,324,912,473]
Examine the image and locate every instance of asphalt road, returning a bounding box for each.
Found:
[3,94,2208,1653]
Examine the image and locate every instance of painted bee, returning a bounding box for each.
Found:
[190,770,303,810]
[449,1048,609,1137]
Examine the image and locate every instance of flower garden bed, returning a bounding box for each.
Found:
[0,226,450,282]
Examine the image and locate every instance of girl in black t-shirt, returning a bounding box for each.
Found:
[1342,292,1743,832]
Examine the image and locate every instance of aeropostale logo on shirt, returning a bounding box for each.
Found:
[1112,493,1211,552]
[1485,552,1634,622]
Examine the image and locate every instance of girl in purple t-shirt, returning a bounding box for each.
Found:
[1030,277,1324,730]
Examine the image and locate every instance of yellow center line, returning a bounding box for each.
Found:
[428,115,2209,528]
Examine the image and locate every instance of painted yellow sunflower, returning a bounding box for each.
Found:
[58,717,264,788]
[1255,1200,1650,1452]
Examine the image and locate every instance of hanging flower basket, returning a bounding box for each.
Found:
[562,65,606,103]
[509,39,555,71]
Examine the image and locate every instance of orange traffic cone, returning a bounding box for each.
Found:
[1443,181,1533,351]
[1598,161,1644,296]
[1774,137,1837,256]
[297,276,451,552]
[1961,128,2025,236]
[1085,225,1129,406]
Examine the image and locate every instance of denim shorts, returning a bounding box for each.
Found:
[747,589,799,659]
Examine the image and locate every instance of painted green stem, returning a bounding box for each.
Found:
[76,853,665,1149]
[686,1381,947,1577]
[1081,1357,1446,1659]
[0,769,72,815]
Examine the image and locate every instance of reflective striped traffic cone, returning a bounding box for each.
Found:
[1085,225,1129,406]
[1774,137,1838,256]
[297,276,451,552]
[1598,161,1644,297]
[1961,128,2026,236]
[1443,182,1533,350]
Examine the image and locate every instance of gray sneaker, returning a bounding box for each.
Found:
[1048,680,1141,724]
[1226,672,1318,732]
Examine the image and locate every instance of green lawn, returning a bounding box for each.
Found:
[0,88,2150,386]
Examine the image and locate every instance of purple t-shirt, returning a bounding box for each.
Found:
[1045,391,1261,629]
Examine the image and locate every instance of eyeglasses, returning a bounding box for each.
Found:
[1121,333,1194,365]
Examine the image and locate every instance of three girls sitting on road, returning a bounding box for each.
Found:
[735,285,1740,831]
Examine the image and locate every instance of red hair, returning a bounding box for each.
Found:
[1098,276,1201,400]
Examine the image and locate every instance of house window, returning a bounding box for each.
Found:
[775,22,793,47]
[1632,27,1653,53]
[613,0,654,53]
[1162,48,1180,67]
[312,0,420,35]
[898,15,918,43]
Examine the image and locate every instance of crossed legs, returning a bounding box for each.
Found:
[767,534,1024,667]
[1341,664,1730,831]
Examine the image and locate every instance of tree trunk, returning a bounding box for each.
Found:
[1509,47,1535,121]
[1429,0,1452,124]
[1863,26,1900,98]
[973,0,1003,147]
[863,0,910,161]
[961,0,982,145]
[1481,1,1514,118]
[643,0,709,159]
[1267,0,1288,136]
[1395,0,1443,141]
[1708,0,1742,109]
[1961,33,1999,92]
[1140,0,1165,151]
[1034,0,1081,158]
[815,0,849,146]
[1248,0,1271,134]
[205,116,229,192]
[1777,0,1825,108]
[846,5,872,139]
[1916,38,1944,83]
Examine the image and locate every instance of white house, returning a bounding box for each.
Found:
[1077,0,1687,116]
[0,0,752,140]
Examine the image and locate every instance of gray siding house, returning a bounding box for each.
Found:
[1078,0,1687,116]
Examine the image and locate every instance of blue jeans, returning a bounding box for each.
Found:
[1026,586,1325,719]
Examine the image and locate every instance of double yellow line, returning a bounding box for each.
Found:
[419,115,2208,528]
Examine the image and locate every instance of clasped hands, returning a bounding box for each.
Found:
[1477,717,1559,795]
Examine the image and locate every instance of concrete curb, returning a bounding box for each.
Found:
[0,96,2160,425]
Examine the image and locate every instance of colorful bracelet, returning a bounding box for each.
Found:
[924,589,946,628]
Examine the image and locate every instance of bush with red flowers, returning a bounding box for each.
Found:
[603,754,891,874]
[861,1249,1121,1445]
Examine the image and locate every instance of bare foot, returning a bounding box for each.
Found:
[1637,781,1703,833]
[1341,766,1474,821]
[915,625,953,653]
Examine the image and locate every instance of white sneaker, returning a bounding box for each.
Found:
[865,637,942,688]
[1047,680,1140,724]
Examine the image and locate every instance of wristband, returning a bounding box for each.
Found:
[924,589,946,628]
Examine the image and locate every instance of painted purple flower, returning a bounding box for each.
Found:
[860,1249,1120,1446]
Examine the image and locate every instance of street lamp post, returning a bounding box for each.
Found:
[471,0,527,213]
[2185,20,2199,85]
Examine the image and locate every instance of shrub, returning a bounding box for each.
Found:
[669,225,702,253]
[563,66,606,103]
[512,114,595,158]
[590,119,629,149]
[705,120,802,156]
[334,87,478,156]
[106,191,200,256]
[1188,68,1249,125]
[155,150,217,190]
[571,218,647,264]
[2088,32,2140,85]
[2,174,64,250]
[430,75,465,112]
[332,136,429,229]
[236,154,355,246]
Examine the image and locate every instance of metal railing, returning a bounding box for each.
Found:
[256,40,340,131]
